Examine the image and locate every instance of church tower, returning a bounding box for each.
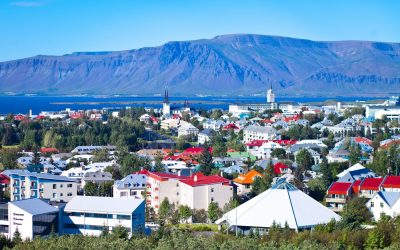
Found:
[162,87,171,116]
[267,83,275,103]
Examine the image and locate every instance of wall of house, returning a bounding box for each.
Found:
[8,204,33,240]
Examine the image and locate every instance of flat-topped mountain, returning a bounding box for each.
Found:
[0,34,399,96]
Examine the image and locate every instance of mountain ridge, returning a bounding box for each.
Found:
[0,34,399,96]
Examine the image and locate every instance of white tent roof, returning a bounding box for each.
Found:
[337,163,365,178]
[216,180,340,230]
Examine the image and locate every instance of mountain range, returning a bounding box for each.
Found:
[0,34,399,96]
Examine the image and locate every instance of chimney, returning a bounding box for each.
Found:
[194,174,198,182]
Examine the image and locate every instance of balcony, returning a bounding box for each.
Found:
[328,207,344,213]
[325,197,347,204]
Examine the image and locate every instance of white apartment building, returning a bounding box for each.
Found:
[178,123,199,137]
[7,170,78,202]
[179,173,233,210]
[146,172,188,212]
[243,125,279,143]
[62,196,145,236]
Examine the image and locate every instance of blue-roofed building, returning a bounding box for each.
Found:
[220,165,245,175]
[367,191,400,221]
[5,170,79,202]
[113,173,147,198]
[8,198,59,240]
[336,163,378,183]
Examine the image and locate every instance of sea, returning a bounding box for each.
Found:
[1,95,383,115]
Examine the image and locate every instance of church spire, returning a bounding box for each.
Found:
[164,86,169,104]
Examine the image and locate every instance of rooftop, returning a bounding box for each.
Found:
[180,173,230,187]
[64,196,144,214]
[10,198,58,216]
[327,182,352,195]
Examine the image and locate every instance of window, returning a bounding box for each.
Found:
[371,202,374,208]
[211,197,214,202]
[52,193,56,198]
[211,188,214,193]
[60,184,63,188]
[53,184,57,189]
[67,193,72,197]
[67,184,73,188]
[60,193,63,197]
[380,202,384,208]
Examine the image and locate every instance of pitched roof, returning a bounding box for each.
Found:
[64,196,144,214]
[0,174,10,185]
[377,191,400,207]
[234,170,263,185]
[216,179,340,229]
[327,182,352,195]
[10,198,58,215]
[360,178,383,191]
[382,176,400,189]
[337,163,366,178]
[180,173,230,187]
[273,162,289,175]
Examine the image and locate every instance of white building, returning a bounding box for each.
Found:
[146,172,187,212]
[243,125,279,143]
[216,179,340,234]
[367,191,400,221]
[8,199,59,240]
[62,196,145,236]
[179,173,233,210]
[113,173,147,198]
[178,123,199,137]
[267,84,275,103]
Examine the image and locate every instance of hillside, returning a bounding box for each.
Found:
[0,34,399,96]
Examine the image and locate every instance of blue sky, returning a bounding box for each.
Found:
[1,0,399,61]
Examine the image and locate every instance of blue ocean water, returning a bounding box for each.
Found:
[2,95,382,115]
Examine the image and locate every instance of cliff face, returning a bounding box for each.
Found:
[0,34,399,96]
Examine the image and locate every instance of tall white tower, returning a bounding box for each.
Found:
[267,83,275,103]
[162,88,171,116]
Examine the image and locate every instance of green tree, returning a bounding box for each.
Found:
[295,149,314,179]
[12,228,22,245]
[178,205,192,224]
[207,202,222,223]
[84,182,98,196]
[365,229,386,250]
[92,148,110,162]
[198,146,214,175]
[158,198,171,225]
[110,225,129,240]
[192,209,208,223]
[271,148,286,159]
[0,149,19,170]
[339,197,372,230]
[153,153,165,172]
[348,144,362,165]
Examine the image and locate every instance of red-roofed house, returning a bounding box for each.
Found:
[354,137,373,146]
[273,162,291,175]
[40,148,59,154]
[223,123,240,132]
[326,182,354,212]
[359,178,384,198]
[179,173,233,210]
[181,147,212,157]
[382,176,400,192]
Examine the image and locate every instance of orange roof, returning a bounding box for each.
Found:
[234,170,263,185]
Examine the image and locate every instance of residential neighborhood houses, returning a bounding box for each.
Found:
[0,92,399,242]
